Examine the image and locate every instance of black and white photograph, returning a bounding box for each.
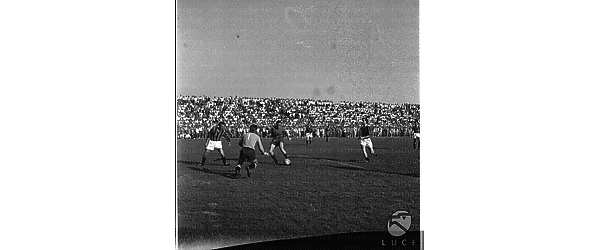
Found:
[176,0,420,248]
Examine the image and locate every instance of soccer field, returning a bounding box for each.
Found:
[177,137,419,249]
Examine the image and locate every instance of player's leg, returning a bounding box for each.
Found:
[361,144,370,162]
[235,149,245,175]
[246,150,258,177]
[268,142,276,155]
[201,140,215,166]
[367,139,377,156]
[216,148,229,166]
[413,137,417,149]
[279,141,289,160]
[268,142,279,164]
[246,159,258,177]
[360,138,369,162]
[413,133,420,149]
[201,149,212,166]
[414,137,420,150]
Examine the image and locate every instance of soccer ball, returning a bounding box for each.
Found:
[284,159,291,165]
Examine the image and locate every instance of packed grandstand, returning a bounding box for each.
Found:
[177,95,420,139]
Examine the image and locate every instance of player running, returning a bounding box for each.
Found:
[200,121,232,166]
[235,124,268,177]
[412,122,420,150]
[268,120,291,164]
[359,118,378,162]
[305,123,314,145]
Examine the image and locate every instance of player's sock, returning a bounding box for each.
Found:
[201,156,206,165]
[270,155,278,164]
[235,165,241,175]
[283,153,288,159]
[365,157,370,162]
[222,157,229,166]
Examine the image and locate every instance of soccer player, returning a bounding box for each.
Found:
[305,123,314,145]
[200,121,232,166]
[235,124,268,177]
[412,122,420,150]
[359,118,378,162]
[268,120,291,164]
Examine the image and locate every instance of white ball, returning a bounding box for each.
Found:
[284,159,291,165]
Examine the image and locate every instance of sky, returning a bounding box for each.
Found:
[177,0,419,104]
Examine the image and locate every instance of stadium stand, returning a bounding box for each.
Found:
[177,95,420,139]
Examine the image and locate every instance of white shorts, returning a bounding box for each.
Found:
[305,133,313,138]
[360,138,373,148]
[205,140,223,150]
[413,133,420,139]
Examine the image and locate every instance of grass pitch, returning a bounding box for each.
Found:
[177,137,419,248]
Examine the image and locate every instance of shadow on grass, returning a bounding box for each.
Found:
[177,158,238,166]
[273,162,293,166]
[323,164,420,178]
[290,155,419,178]
[177,160,201,165]
[294,156,363,164]
[212,157,238,161]
[333,165,419,178]
[374,147,419,150]
[187,166,239,179]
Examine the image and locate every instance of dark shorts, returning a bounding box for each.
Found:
[238,147,256,164]
[271,139,283,147]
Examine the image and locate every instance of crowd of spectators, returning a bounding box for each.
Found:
[177,95,420,139]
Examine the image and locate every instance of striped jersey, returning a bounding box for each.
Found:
[359,125,370,138]
[413,124,420,133]
[207,127,231,142]
[270,126,288,140]
[305,126,314,133]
